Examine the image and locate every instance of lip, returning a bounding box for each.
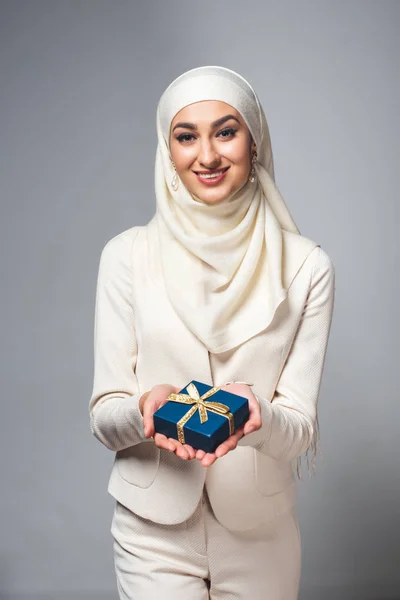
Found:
[193,166,230,186]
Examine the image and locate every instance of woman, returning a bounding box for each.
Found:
[89,65,335,599]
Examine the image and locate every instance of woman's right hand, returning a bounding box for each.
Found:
[139,384,196,460]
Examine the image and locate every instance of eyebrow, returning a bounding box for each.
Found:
[172,114,240,133]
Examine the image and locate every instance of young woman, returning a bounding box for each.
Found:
[89,65,335,599]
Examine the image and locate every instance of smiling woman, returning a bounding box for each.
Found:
[169,102,256,204]
[89,65,335,600]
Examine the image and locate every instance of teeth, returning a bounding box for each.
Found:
[197,170,225,179]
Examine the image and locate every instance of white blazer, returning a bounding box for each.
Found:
[89,218,335,531]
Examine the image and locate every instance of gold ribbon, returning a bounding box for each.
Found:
[167,382,235,445]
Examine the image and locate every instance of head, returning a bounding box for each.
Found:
[169,100,257,205]
[157,66,275,208]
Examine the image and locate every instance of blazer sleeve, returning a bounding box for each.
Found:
[237,245,335,461]
[89,228,149,452]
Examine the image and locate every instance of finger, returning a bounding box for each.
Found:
[243,419,259,435]
[142,399,156,438]
[171,440,190,460]
[243,397,262,434]
[153,435,190,460]
[183,444,196,459]
[153,433,176,452]
[142,385,180,437]
[201,452,217,467]
[221,384,261,432]
[196,449,206,460]
[215,428,244,457]
[243,415,262,435]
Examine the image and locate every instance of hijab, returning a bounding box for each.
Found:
[150,65,304,354]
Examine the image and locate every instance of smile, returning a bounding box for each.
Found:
[193,167,230,185]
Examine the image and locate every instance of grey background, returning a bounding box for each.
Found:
[1,1,398,599]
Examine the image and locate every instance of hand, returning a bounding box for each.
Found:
[139,384,197,461]
[195,382,262,467]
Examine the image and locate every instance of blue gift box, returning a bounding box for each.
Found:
[153,380,250,454]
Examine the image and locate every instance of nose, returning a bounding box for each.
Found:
[198,139,221,170]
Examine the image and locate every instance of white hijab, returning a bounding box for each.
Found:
[151,65,301,354]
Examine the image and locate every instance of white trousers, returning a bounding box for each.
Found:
[111,486,301,599]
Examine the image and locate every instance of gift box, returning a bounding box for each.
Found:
[153,380,250,454]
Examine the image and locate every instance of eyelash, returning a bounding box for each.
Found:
[175,128,238,143]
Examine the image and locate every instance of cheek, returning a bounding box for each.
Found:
[223,140,251,168]
[171,147,196,173]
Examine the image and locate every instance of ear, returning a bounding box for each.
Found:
[248,134,255,149]
[249,135,257,154]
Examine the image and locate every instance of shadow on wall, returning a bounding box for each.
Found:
[300,586,400,600]
[300,457,400,600]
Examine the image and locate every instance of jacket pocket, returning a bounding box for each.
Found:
[116,442,160,488]
[254,451,294,496]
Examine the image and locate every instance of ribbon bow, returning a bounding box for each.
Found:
[167,382,234,444]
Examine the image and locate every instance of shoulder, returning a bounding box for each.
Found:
[308,247,335,303]
[282,230,335,288]
[95,226,146,285]
[101,225,143,258]
[310,245,335,278]
[99,225,147,266]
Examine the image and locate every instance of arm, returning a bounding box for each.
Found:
[237,245,335,462]
[89,228,149,452]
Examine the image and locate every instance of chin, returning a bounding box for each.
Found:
[191,186,234,205]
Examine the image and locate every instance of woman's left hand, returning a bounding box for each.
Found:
[195,383,262,467]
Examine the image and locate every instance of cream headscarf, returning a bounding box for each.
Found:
[152,65,301,354]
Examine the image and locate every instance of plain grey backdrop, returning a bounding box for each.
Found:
[1,1,399,599]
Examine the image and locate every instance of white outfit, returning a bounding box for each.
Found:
[89,66,336,598]
[111,487,301,600]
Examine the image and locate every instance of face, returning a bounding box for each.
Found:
[169,100,256,205]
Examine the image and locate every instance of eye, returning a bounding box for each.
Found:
[176,133,196,143]
[217,128,237,139]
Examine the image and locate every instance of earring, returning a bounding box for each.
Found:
[249,151,257,183]
[171,160,179,191]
